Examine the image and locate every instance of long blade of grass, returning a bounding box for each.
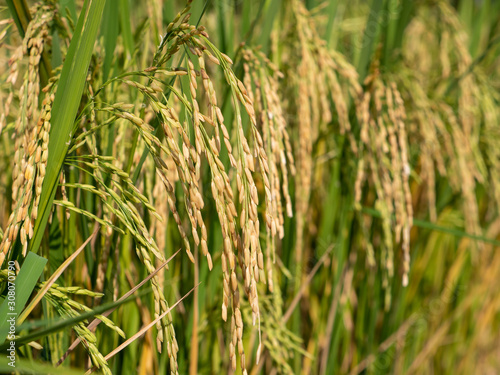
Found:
[0,252,47,343]
[119,0,134,59]
[28,0,106,255]
[392,0,413,52]
[469,0,489,57]
[324,0,339,47]
[356,0,384,80]
[260,0,281,54]
[101,0,119,81]
[6,0,31,38]
[382,0,400,65]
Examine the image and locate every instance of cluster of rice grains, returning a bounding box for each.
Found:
[354,68,413,303]
[280,0,413,310]
[241,47,295,293]
[240,46,305,374]
[42,284,124,375]
[280,0,361,264]
[86,3,293,373]
[0,4,55,266]
[401,0,498,245]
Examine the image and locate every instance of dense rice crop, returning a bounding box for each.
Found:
[1,0,500,374]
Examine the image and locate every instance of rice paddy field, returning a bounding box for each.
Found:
[0,0,500,374]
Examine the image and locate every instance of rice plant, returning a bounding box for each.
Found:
[1,0,499,374]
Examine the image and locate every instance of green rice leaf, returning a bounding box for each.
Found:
[0,252,47,344]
